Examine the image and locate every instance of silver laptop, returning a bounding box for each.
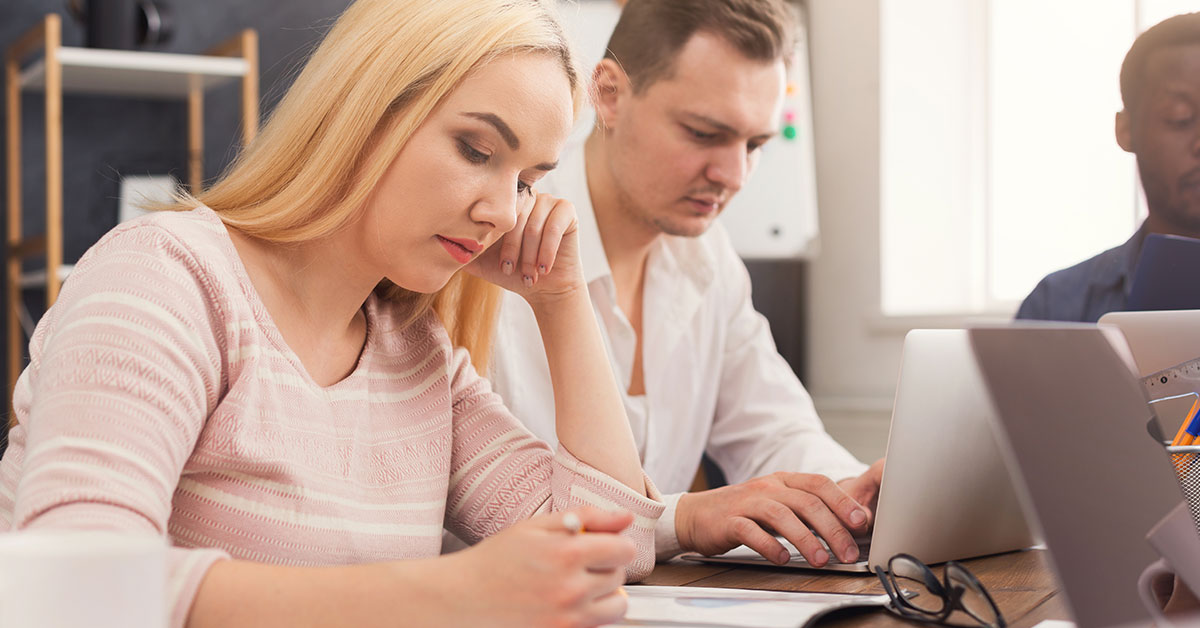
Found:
[682,329,1035,572]
[1097,309,1200,377]
[969,325,1200,628]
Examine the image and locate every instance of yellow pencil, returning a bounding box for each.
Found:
[1172,399,1200,447]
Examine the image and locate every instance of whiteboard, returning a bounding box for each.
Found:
[554,0,820,259]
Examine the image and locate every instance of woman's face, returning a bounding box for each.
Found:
[359,53,574,293]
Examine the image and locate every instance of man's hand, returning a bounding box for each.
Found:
[675,472,871,567]
[837,458,885,528]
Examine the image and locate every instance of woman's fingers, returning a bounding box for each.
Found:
[526,509,636,571]
[536,198,575,276]
[482,191,579,295]
[570,534,637,572]
[584,576,630,626]
[519,194,557,285]
[571,507,634,535]
[498,192,535,276]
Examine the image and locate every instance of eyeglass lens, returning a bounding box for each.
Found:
[890,555,947,614]
[946,562,1003,627]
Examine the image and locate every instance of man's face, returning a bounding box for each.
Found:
[1123,43,1200,233]
[601,32,785,237]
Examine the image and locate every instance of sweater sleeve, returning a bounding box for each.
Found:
[440,346,664,580]
[3,223,230,628]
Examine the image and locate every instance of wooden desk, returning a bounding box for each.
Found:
[640,549,1071,627]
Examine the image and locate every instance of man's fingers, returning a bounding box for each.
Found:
[839,476,880,525]
[771,492,860,564]
[726,516,793,566]
[746,492,852,565]
[779,473,869,531]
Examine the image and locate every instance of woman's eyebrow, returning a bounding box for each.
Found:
[463,111,520,149]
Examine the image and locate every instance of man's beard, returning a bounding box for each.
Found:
[615,188,719,239]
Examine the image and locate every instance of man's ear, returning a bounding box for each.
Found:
[592,58,629,131]
[1115,109,1135,153]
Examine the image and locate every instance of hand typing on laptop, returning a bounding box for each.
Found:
[837,458,886,524]
[678,330,1035,574]
[674,461,884,567]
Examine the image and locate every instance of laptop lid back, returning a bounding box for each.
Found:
[867,329,1034,571]
[1097,309,1200,377]
[969,326,1187,628]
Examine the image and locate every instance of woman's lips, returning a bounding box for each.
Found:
[437,235,477,264]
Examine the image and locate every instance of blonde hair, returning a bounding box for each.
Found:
[169,0,585,372]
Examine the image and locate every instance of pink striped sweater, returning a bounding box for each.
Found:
[0,206,664,628]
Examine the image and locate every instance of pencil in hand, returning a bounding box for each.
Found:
[562,511,628,598]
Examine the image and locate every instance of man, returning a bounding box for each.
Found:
[1017,13,1200,322]
[488,0,883,568]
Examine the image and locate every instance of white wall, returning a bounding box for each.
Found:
[806,0,899,463]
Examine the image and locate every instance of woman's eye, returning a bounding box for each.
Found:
[457,140,489,164]
[1170,117,1195,129]
[517,179,534,197]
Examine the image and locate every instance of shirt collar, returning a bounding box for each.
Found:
[556,146,612,286]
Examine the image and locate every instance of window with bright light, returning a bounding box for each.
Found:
[880,0,1200,316]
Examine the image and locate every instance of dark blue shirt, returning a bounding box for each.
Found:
[1015,221,1148,323]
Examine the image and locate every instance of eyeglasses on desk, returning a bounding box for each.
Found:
[874,553,1006,628]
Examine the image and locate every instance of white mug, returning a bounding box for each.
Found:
[0,530,167,628]
[1139,557,1177,626]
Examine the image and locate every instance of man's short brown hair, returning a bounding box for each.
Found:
[603,0,795,93]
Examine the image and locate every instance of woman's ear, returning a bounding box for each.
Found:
[591,59,629,131]
[1115,109,1135,153]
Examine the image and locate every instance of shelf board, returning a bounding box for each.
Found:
[18,264,74,290]
[21,47,248,99]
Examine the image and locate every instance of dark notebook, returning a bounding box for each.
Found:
[1129,232,1200,311]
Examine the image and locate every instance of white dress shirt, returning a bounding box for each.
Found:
[489,145,867,558]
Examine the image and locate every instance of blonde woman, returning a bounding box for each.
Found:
[0,1,663,626]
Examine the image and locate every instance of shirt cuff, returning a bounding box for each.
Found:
[654,492,685,561]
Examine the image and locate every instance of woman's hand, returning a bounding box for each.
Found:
[467,192,586,306]
[437,507,636,628]
[188,508,637,628]
[470,193,645,494]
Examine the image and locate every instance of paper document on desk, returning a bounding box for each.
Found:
[601,585,890,627]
